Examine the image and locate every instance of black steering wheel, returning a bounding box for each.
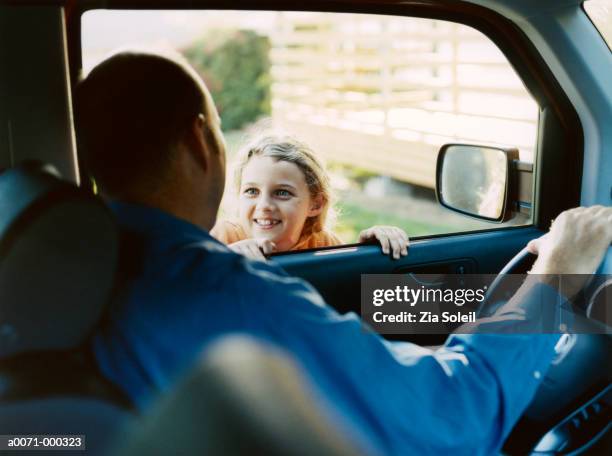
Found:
[494,246,612,454]
[480,245,611,324]
[478,247,535,317]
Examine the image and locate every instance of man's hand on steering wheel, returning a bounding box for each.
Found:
[526,206,612,297]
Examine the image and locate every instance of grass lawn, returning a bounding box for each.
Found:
[334,200,458,242]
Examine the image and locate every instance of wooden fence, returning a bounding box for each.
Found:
[268,13,538,188]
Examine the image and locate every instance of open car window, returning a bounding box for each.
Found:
[82,10,538,244]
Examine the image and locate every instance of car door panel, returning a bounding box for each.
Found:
[272,226,544,316]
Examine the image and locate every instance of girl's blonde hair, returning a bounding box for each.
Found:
[234,134,336,238]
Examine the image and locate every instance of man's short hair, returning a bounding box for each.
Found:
[75,51,206,195]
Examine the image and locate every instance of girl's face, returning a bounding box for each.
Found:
[238,156,321,251]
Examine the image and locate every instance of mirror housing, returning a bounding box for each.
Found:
[436,144,520,222]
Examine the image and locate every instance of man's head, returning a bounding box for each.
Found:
[75,50,226,229]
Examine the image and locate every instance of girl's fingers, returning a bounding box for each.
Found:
[360,226,409,259]
[250,244,266,261]
[234,241,265,261]
[229,244,243,255]
[392,228,409,256]
[383,228,408,259]
[358,228,373,243]
[376,229,391,256]
[387,233,402,259]
[259,239,276,255]
[401,233,409,256]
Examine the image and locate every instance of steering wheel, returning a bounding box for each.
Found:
[495,246,612,454]
[480,245,612,325]
[478,247,536,317]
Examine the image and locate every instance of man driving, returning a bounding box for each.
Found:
[75,50,612,455]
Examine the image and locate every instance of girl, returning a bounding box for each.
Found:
[211,134,409,261]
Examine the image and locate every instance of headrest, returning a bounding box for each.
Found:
[0,162,118,357]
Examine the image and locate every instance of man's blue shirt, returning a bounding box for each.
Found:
[93,202,561,455]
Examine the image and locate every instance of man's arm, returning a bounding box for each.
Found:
[249,206,611,454]
[255,281,561,454]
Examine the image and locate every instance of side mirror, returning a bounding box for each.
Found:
[435,144,519,222]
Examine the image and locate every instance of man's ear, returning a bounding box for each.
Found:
[308,194,324,217]
[186,113,209,171]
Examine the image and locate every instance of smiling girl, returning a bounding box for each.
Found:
[211,135,409,261]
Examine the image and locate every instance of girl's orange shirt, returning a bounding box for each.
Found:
[211,220,343,251]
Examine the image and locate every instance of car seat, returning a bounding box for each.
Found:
[0,162,133,454]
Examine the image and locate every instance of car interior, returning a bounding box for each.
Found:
[0,0,610,454]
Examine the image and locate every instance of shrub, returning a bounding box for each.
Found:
[184,29,271,131]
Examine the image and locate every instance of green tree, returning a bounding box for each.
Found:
[184,29,271,131]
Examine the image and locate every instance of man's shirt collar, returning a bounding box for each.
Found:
[110,201,216,244]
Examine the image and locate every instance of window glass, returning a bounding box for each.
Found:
[82,11,538,242]
[584,0,612,50]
